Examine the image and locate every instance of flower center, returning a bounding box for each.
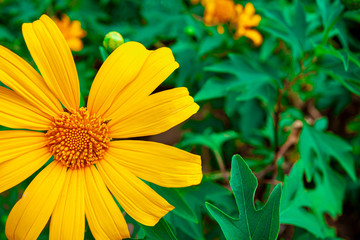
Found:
[46,107,110,169]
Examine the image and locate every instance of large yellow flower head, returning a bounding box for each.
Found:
[53,14,87,51]
[0,15,202,239]
[232,3,263,46]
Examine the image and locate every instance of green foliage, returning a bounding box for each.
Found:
[206,155,282,240]
[1,0,360,239]
[140,219,178,240]
[280,161,334,238]
[299,123,355,182]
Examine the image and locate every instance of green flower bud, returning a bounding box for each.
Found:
[184,25,196,36]
[103,31,124,53]
[341,0,360,10]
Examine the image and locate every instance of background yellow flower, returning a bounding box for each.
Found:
[202,0,236,34]
[53,14,87,51]
[232,3,263,46]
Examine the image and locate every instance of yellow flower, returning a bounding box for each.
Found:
[1,15,202,239]
[191,0,201,4]
[53,14,87,51]
[232,3,263,46]
[202,0,236,34]
[191,0,207,5]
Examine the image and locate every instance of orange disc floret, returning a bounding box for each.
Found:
[46,107,110,168]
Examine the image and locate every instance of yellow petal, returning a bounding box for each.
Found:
[0,46,62,116]
[0,146,51,194]
[109,87,199,138]
[0,130,48,163]
[235,4,244,15]
[69,20,87,38]
[5,161,66,240]
[97,159,174,226]
[244,29,263,46]
[22,15,80,111]
[106,140,202,188]
[244,2,255,16]
[247,14,261,27]
[104,47,179,120]
[204,2,216,25]
[67,38,84,52]
[0,87,52,130]
[87,42,179,121]
[50,168,85,240]
[54,14,71,30]
[61,14,71,25]
[87,41,151,117]
[84,165,130,239]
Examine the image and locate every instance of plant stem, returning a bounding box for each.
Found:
[214,150,229,184]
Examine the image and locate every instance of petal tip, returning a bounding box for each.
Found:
[39,14,52,22]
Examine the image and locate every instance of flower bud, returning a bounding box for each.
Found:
[103,31,124,52]
[184,25,196,36]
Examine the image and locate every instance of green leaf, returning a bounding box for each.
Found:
[166,213,204,240]
[308,161,345,218]
[259,5,305,59]
[317,49,360,96]
[315,45,350,71]
[178,129,238,155]
[141,218,178,240]
[149,184,198,223]
[293,227,341,240]
[231,80,277,107]
[226,99,268,146]
[299,123,356,181]
[313,72,351,114]
[198,35,224,57]
[205,54,273,82]
[315,45,360,72]
[194,76,240,102]
[203,53,280,110]
[316,0,344,39]
[171,41,202,88]
[313,117,329,131]
[0,25,15,41]
[168,179,237,240]
[99,46,109,62]
[293,1,307,48]
[280,161,332,238]
[206,155,282,240]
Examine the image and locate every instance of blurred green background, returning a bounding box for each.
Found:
[1,0,360,239]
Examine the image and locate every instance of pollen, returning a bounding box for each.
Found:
[46,107,110,168]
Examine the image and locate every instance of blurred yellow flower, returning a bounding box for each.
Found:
[192,0,262,45]
[232,3,263,46]
[53,14,87,51]
[1,15,202,239]
[202,0,236,34]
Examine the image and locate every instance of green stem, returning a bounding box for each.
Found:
[214,150,229,183]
